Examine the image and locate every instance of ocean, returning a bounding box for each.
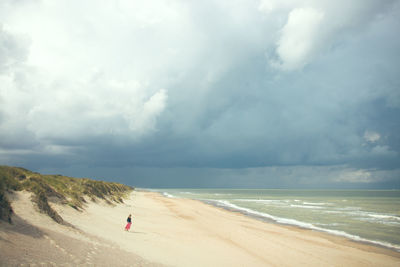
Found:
[154,189,400,251]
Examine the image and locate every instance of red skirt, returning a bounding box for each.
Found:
[125,222,132,230]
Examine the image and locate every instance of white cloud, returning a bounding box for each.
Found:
[0,25,28,73]
[335,169,375,183]
[273,7,324,70]
[0,0,181,150]
[364,131,380,142]
[0,0,270,146]
[261,0,396,70]
[21,74,168,141]
[332,167,398,184]
[128,88,168,134]
[0,0,399,179]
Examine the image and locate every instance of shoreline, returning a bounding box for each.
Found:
[200,198,400,253]
[149,191,400,265]
[204,199,400,257]
[132,190,400,265]
[154,189,400,253]
[2,190,400,266]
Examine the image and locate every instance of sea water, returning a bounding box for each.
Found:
[154,189,400,251]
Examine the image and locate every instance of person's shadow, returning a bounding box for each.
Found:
[128,231,146,234]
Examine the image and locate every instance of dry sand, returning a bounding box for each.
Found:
[1,190,400,266]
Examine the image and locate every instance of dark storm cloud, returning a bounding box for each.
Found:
[1,0,399,187]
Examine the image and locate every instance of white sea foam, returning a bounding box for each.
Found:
[367,214,400,221]
[163,192,175,198]
[357,217,400,226]
[352,212,400,226]
[322,210,342,214]
[235,199,284,204]
[303,202,331,206]
[212,200,400,252]
[337,206,362,211]
[343,210,400,223]
[314,222,343,227]
[290,204,324,209]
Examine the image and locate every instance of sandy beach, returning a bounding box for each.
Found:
[1,190,400,266]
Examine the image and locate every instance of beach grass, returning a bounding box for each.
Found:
[0,165,133,223]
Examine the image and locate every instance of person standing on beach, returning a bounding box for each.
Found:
[125,214,132,231]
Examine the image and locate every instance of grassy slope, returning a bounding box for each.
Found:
[0,166,134,224]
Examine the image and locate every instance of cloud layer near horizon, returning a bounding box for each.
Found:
[1,0,399,187]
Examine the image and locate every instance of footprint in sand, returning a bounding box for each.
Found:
[85,250,94,261]
[83,243,102,266]
[44,233,81,264]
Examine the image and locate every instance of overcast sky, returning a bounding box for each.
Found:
[1,0,399,188]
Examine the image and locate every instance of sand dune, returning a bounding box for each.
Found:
[1,190,399,266]
[0,191,158,266]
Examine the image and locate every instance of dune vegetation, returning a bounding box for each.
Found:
[0,166,134,224]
